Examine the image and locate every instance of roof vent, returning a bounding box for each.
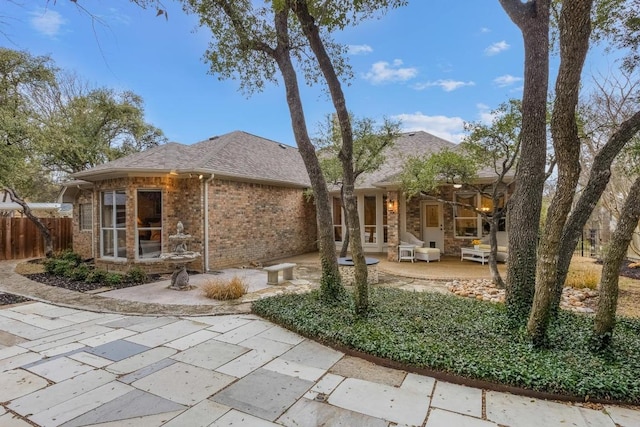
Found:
[279,144,287,149]
[408,133,416,136]
[208,136,219,140]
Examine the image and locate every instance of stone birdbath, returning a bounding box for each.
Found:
[160,221,201,290]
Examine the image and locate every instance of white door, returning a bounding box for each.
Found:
[422,201,444,251]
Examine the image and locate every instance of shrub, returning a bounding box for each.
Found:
[69,264,90,281]
[85,269,108,284]
[43,258,59,274]
[125,266,148,284]
[202,276,248,300]
[105,273,124,287]
[46,259,76,277]
[56,250,82,264]
[566,266,600,290]
[45,250,82,276]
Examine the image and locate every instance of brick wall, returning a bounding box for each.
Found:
[72,190,94,259]
[78,176,203,274]
[69,176,317,273]
[206,179,317,269]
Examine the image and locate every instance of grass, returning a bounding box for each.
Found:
[566,265,600,289]
[202,276,248,300]
[252,287,640,404]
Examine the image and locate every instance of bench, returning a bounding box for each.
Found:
[264,263,297,285]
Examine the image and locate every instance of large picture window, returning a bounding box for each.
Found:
[454,193,478,237]
[480,195,506,235]
[137,190,162,259]
[101,190,126,258]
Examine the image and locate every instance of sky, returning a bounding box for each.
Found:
[0,1,613,147]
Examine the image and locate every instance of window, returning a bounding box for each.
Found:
[101,190,127,258]
[363,195,377,243]
[480,195,506,235]
[332,197,342,242]
[454,193,478,238]
[137,190,162,259]
[79,203,92,231]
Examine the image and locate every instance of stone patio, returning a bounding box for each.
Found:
[0,258,639,426]
[0,301,638,427]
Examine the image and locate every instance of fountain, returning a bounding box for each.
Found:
[160,221,201,290]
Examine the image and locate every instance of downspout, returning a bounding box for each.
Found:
[89,186,96,260]
[203,174,215,271]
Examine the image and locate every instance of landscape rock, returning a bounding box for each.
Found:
[447,279,599,313]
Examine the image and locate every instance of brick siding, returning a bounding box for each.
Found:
[70,176,317,274]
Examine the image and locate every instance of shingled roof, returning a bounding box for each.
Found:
[354,131,457,189]
[72,131,311,187]
[69,129,511,191]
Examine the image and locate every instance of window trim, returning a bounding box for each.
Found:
[363,195,377,244]
[453,192,480,239]
[454,191,508,239]
[100,190,127,259]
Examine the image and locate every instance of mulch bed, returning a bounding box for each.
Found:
[0,293,31,306]
[23,272,163,293]
[619,260,640,280]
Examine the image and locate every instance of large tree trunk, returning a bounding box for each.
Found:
[554,110,640,308]
[499,0,551,322]
[272,10,343,301]
[488,215,506,288]
[593,176,640,349]
[5,187,53,258]
[527,0,593,345]
[292,0,368,314]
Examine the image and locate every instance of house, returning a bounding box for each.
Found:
[60,131,318,273]
[327,131,514,261]
[60,129,514,274]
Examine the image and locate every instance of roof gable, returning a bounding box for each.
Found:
[355,131,457,188]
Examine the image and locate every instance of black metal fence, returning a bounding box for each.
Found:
[574,228,600,258]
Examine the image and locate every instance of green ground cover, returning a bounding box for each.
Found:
[252,287,640,404]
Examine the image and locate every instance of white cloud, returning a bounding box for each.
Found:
[413,79,475,92]
[363,59,418,84]
[30,9,66,37]
[485,40,510,56]
[392,112,466,143]
[480,27,491,34]
[348,44,373,55]
[476,103,496,125]
[493,74,522,87]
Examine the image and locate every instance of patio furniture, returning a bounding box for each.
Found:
[398,244,415,262]
[264,263,296,285]
[414,247,441,262]
[461,247,490,265]
[478,232,508,262]
[400,231,441,262]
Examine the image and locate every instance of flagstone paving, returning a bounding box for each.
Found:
[0,301,639,426]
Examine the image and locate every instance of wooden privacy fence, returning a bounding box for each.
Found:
[0,217,72,261]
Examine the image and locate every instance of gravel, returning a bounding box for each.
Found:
[0,292,31,306]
